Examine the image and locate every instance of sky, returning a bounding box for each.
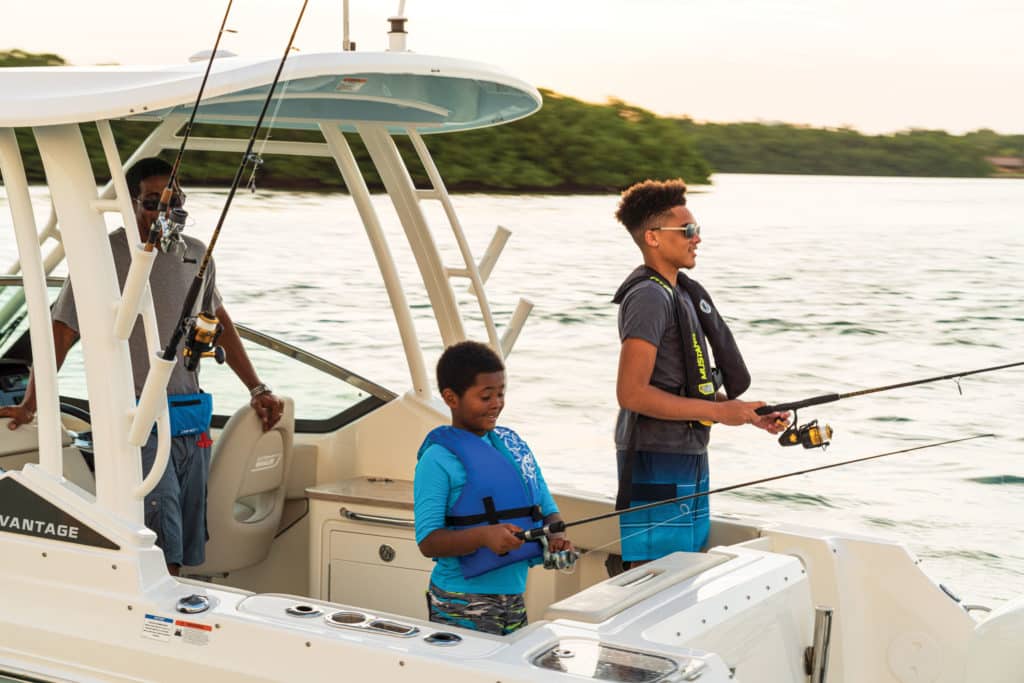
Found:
[5,0,1023,135]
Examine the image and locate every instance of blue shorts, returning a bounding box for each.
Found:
[617,449,710,561]
[141,431,212,567]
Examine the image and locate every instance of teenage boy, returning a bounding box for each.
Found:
[613,178,787,567]
[414,341,574,636]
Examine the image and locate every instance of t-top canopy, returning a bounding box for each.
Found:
[0,51,542,133]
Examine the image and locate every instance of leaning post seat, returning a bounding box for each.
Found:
[185,397,295,575]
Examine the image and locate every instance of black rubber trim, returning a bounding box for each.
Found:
[61,393,388,436]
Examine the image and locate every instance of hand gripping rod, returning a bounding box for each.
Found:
[517,433,994,541]
[754,361,1024,416]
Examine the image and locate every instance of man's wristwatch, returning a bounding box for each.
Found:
[249,383,272,399]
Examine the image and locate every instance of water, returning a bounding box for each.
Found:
[3,173,1022,606]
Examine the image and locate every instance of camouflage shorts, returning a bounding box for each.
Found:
[426,583,527,636]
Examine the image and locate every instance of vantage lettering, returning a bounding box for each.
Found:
[0,514,80,539]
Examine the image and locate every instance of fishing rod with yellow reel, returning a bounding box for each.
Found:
[160,0,310,372]
[758,361,1024,450]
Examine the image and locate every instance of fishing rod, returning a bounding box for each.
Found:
[160,0,309,369]
[517,433,994,541]
[146,0,236,255]
[756,361,1024,449]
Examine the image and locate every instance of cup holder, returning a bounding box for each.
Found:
[424,631,462,646]
[286,603,323,618]
[326,610,370,627]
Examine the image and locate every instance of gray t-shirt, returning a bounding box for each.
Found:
[614,278,708,453]
[52,228,223,396]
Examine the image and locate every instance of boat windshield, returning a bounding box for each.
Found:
[0,276,393,431]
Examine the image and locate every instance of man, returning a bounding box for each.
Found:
[0,157,284,575]
[612,178,786,567]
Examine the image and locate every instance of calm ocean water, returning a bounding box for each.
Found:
[4,173,1022,606]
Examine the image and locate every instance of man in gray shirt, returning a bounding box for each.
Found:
[612,178,787,567]
[1,157,284,575]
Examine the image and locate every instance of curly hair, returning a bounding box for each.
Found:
[436,340,505,397]
[615,179,688,239]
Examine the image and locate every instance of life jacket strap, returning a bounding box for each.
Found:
[446,503,543,527]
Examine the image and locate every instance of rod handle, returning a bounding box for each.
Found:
[517,520,566,541]
[756,393,841,415]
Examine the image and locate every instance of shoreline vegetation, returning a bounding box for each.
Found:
[3,49,1023,192]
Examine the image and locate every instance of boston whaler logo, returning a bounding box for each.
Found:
[699,299,712,314]
[0,476,119,549]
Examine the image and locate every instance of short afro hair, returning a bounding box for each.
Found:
[436,341,505,397]
[124,157,174,199]
[615,178,688,238]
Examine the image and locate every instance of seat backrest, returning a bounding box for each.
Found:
[187,397,295,575]
[0,419,96,494]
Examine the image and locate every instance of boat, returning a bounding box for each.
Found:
[1,7,1022,683]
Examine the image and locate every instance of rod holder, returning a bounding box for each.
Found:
[128,352,174,447]
[114,244,156,340]
[500,298,533,357]
[466,225,510,294]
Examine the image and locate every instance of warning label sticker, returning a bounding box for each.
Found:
[141,614,212,646]
[141,613,174,642]
[173,618,213,647]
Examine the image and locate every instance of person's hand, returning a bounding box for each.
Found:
[714,399,767,426]
[754,411,790,434]
[479,524,525,555]
[0,403,35,430]
[547,534,575,554]
[250,391,284,431]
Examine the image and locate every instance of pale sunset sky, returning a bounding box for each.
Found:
[5,0,1023,135]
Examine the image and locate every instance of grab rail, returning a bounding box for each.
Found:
[340,507,414,529]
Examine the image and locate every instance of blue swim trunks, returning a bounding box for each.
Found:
[617,449,710,562]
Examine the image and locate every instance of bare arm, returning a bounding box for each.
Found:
[0,320,79,429]
[616,337,775,427]
[418,523,525,558]
[215,305,284,431]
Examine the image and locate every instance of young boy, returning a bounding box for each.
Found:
[414,341,574,636]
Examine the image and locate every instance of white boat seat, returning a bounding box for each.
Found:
[185,396,295,575]
[0,419,96,494]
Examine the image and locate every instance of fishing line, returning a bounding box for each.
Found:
[247,55,296,192]
[519,433,994,542]
[160,0,310,365]
[146,0,236,252]
[756,361,1024,416]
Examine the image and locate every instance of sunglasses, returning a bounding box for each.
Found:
[650,223,700,238]
[135,192,186,212]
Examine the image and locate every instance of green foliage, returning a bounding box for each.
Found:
[4,48,1022,187]
[0,49,66,67]
[678,120,1015,178]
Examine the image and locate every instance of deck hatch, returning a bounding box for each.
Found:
[532,639,681,683]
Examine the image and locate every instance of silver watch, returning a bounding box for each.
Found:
[249,383,272,399]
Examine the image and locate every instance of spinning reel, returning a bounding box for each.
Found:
[538,535,578,571]
[778,410,833,450]
[157,207,189,256]
[182,311,226,372]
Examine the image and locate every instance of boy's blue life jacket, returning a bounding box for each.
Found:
[419,426,544,579]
